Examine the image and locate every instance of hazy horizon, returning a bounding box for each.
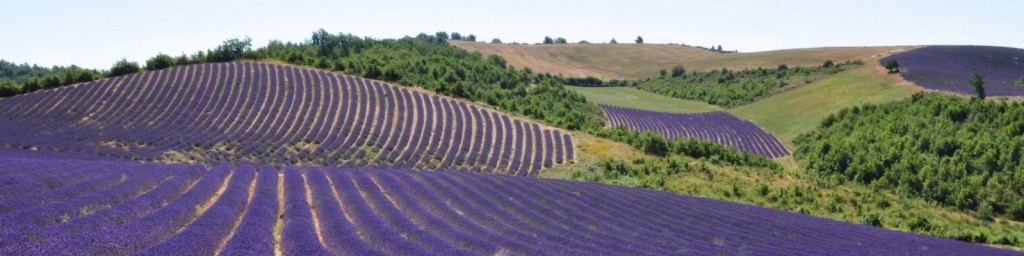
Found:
[2,0,1021,70]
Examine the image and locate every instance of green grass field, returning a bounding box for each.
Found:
[728,65,916,144]
[567,65,916,145]
[568,86,721,113]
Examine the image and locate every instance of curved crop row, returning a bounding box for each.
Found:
[601,104,789,158]
[0,149,1014,255]
[0,62,574,176]
[883,45,1024,96]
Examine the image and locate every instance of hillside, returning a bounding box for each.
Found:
[884,45,1024,96]
[451,40,906,79]
[1,148,1015,255]
[0,62,574,176]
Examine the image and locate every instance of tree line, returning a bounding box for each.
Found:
[0,30,605,131]
[560,60,860,107]
[795,92,1024,222]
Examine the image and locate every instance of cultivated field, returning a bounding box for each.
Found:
[884,45,1024,96]
[451,40,905,79]
[602,104,789,158]
[0,148,1013,255]
[0,62,573,176]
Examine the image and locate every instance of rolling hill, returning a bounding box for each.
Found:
[0,62,574,176]
[0,148,1015,255]
[451,40,906,79]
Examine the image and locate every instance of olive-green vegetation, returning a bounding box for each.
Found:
[568,154,1024,247]
[0,59,101,97]
[795,93,1024,222]
[730,65,916,143]
[567,86,721,113]
[628,60,861,107]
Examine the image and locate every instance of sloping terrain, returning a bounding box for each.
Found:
[602,104,789,158]
[0,148,1016,255]
[451,40,904,79]
[884,45,1024,96]
[0,62,573,176]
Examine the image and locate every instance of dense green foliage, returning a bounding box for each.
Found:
[109,58,140,77]
[885,59,900,73]
[795,93,1024,221]
[570,158,705,190]
[253,29,604,130]
[145,54,175,71]
[590,126,781,169]
[0,60,101,97]
[629,60,861,107]
[969,73,985,100]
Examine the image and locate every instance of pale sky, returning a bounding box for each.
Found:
[2,0,1021,70]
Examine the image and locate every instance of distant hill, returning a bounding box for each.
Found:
[883,45,1024,96]
[451,40,906,79]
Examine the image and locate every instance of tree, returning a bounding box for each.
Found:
[609,38,617,44]
[466,34,476,41]
[555,37,567,44]
[578,40,590,44]
[109,58,140,77]
[671,65,686,78]
[208,37,252,62]
[969,73,985,100]
[884,59,900,73]
[490,38,502,44]
[0,79,21,97]
[543,36,554,44]
[823,59,834,68]
[659,69,667,78]
[435,31,449,39]
[450,32,463,40]
[716,45,723,52]
[145,53,175,71]
[635,36,644,44]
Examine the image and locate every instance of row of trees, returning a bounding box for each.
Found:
[795,93,1024,221]
[0,60,102,97]
[606,60,861,107]
[434,31,476,41]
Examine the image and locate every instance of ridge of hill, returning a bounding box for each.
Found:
[451,40,908,80]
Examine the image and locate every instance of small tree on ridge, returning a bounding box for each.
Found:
[969,73,985,100]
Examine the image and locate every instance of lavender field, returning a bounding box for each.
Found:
[884,45,1024,96]
[0,62,572,176]
[602,104,790,158]
[0,148,1015,255]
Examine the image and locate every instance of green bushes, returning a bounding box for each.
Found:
[109,58,140,77]
[795,92,1024,221]
[629,61,861,107]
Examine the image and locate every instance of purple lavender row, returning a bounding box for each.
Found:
[303,168,381,256]
[0,163,204,252]
[219,165,279,256]
[13,165,229,254]
[601,104,789,158]
[139,165,256,255]
[279,167,331,255]
[324,169,427,255]
[884,45,1024,96]
[348,170,473,255]
[0,163,133,214]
